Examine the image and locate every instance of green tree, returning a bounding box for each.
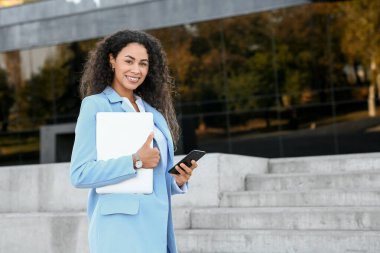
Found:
[340,0,380,116]
[22,56,68,126]
[21,44,73,127]
[20,41,91,127]
[0,68,14,132]
[152,2,350,131]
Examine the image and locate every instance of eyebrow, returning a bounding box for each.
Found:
[125,55,149,62]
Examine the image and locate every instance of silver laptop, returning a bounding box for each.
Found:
[95,112,154,194]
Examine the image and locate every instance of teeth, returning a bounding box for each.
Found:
[127,76,139,82]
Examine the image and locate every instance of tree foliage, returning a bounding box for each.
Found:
[0,68,14,131]
[340,0,380,116]
[153,4,350,128]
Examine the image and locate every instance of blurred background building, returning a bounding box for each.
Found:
[0,0,379,166]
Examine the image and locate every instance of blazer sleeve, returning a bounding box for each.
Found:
[170,175,188,195]
[70,96,137,189]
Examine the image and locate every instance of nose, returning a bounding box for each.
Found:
[131,63,141,74]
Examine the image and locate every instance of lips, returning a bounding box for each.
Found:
[126,76,139,82]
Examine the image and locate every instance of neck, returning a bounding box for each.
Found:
[111,84,134,102]
[126,94,136,104]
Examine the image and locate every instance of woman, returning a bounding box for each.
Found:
[70,30,198,253]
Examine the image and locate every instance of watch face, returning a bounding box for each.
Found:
[135,160,143,169]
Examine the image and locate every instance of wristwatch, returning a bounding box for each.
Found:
[133,153,143,169]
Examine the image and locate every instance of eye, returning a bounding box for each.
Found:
[125,60,133,64]
[139,62,148,67]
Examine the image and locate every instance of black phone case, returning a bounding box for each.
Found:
[168,150,206,174]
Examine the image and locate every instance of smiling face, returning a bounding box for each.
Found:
[109,42,149,98]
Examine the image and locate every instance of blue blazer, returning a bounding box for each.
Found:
[70,86,186,253]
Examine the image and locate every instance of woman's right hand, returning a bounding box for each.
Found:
[136,133,160,169]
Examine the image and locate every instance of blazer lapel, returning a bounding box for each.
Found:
[143,101,174,160]
[120,100,135,112]
[103,86,135,112]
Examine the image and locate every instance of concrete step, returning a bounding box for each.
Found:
[191,207,380,230]
[0,163,88,213]
[176,229,380,253]
[246,172,380,191]
[220,190,380,207]
[173,208,191,229]
[0,212,88,253]
[269,152,380,174]
[8,211,380,253]
[0,153,265,212]
[0,208,192,253]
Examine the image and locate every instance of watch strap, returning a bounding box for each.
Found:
[133,153,142,169]
[133,152,141,161]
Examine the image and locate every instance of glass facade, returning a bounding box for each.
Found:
[1,1,380,166]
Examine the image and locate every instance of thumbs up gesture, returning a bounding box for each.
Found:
[136,132,160,169]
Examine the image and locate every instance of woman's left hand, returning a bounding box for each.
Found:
[172,160,198,187]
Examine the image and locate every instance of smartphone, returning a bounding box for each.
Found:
[168,150,206,174]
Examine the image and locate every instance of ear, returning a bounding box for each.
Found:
[109,53,116,68]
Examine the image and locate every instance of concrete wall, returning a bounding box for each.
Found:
[0,153,268,213]
[0,0,310,52]
[0,153,267,253]
[172,153,268,207]
[2,152,380,253]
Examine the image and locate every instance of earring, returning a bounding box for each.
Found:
[112,67,115,72]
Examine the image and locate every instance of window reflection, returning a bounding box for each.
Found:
[0,40,97,165]
[1,1,380,165]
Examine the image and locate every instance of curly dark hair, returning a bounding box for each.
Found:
[80,29,180,146]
